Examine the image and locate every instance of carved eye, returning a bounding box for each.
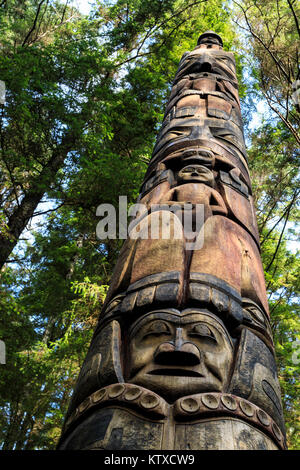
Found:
[219,57,235,70]
[246,306,266,325]
[188,323,217,342]
[212,129,239,147]
[164,128,191,142]
[181,166,195,173]
[143,321,171,338]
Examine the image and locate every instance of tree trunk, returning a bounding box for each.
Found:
[0,133,75,269]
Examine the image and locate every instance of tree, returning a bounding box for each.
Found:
[232,0,300,144]
[230,4,300,447]
[247,120,300,449]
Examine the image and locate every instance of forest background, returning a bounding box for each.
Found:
[0,0,299,450]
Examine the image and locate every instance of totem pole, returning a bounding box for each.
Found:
[58,32,287,450]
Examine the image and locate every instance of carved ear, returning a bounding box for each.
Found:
[229,328,285,433]
[65,320,123,418]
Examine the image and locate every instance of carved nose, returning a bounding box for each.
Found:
[154,329,201,366]
[197,55,212,72]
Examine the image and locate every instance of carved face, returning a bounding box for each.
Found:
[150,46,246,173]
[175,49,237,83]
[127,310,234,401]
[152,117,247,169]
[177,164,214,186]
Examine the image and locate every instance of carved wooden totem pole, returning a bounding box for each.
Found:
[58,32,287,450]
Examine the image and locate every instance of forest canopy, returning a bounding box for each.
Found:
[0,0,299,450]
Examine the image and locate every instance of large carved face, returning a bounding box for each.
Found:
[127,309,234,401]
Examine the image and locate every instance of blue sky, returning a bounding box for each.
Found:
[71,0,92,15]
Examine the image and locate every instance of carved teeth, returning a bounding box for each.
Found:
[108,384,125,398]
[92,389,106,403]
[257,409,271,427]
[239,400,254,417]
[124,387,142,401]
[78,397,91,413]
[181,397,200,413]
[221,394,237,411]
[140,393,159,409]
[201,393,220,409]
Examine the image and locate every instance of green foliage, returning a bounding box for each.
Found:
[248,120,299,449]
[232,0,300,143]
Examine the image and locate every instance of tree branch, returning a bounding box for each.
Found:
[233,0,291,83]
[265,190,298,272]
[22,0,47,47]
[262,90,300,144]
[287,0,300,39]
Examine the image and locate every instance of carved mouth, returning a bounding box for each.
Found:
[148,369,203,377]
